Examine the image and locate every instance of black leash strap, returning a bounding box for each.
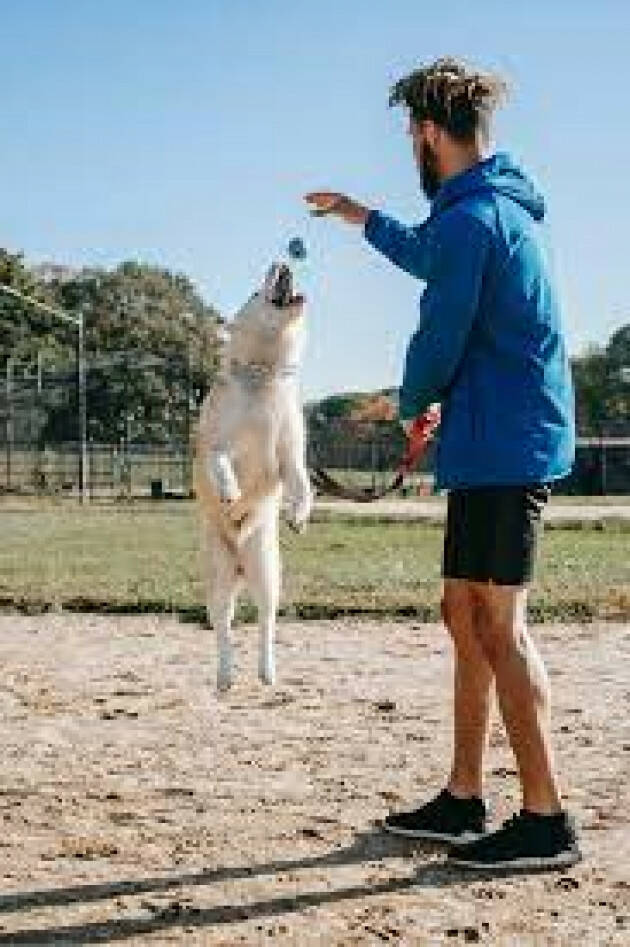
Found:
[309,466,404,503]
[309,408,441,503]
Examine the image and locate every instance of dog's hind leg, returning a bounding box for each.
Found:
[211,583,239,693]
[241,508,280,686]
[204,530,240,692]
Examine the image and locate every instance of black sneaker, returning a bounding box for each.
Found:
[448,809,582,872]
[383,788,487,843]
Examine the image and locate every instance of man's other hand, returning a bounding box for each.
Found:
[401,404,441,440]
[305,192,369,227]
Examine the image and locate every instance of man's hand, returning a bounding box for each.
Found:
[401,404,441,440]
[305,191,370,227]
[398,404,441,474]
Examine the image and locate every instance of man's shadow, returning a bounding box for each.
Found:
[0,828,467,944]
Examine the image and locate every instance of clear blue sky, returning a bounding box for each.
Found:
[2,0,628,400]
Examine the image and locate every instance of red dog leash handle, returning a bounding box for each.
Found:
[398,404,441,475]
[309,403,441,502]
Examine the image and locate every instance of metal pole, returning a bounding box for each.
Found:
[6,357,13,490]
[77,314,88,503]
[185,338,191,497]
[180,311,194,498]
[0,284,84,497]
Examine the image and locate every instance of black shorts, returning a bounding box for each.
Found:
[442,485,550,586]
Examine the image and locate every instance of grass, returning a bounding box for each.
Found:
[0,500,628,623]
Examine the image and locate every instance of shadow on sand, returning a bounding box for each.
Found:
[0,829,471,944]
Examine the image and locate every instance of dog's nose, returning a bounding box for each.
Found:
[270,263,293,307]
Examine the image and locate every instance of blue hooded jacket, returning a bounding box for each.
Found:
[364,152,575,489]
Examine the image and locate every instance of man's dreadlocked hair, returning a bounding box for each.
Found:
[389,57,509,143]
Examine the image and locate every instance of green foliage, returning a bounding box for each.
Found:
[572,327,630,433]
[47,261,221,443]
[306,341,630,438]
[0,249,62,365]
[1,250,222,445]
[309,392,363,419]
[307,388,397,421]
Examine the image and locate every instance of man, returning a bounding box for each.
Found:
[305,57,580,872]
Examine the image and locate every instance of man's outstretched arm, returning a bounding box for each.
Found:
[305,191,433,280]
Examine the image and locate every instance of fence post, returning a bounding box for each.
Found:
[371,438,376,491]
[77,313,88,503]
[5,356,14,490]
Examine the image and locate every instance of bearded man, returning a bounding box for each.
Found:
[306,57,580,872]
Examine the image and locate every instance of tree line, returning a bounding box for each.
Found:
[309,332,630,437]
[1,245,628,445]
[0,248,221,445]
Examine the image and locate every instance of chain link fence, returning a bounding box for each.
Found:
[0,349,202,500]
[1,351,630,499]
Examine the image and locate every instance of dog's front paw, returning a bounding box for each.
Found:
[209,453,241,504]
[285,491,312,533]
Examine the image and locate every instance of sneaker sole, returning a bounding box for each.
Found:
[448,849,582,871]
[383,824,484,844]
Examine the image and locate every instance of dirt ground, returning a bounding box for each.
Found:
[0,613,628,945]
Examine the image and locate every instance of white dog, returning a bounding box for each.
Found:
[194,262,312,691]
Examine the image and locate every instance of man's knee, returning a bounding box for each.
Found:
[473,586,528,666]
[441,580,480,647]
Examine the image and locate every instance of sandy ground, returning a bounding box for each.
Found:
[0,614,628,945]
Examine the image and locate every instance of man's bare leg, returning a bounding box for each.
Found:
[383,582,491,839]
[474,582,561,814]
[442,579,494,799]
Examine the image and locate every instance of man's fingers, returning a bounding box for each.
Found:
[304,191,343,204]
[304,192,345,215]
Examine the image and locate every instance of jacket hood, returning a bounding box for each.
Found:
[431,152,546,221]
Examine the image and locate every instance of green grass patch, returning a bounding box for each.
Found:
[0,501,628,622]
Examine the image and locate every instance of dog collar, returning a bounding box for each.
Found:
[230,360,298,388]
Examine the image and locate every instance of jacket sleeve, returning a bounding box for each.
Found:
[398,212,491,421]
[363,210,433,280]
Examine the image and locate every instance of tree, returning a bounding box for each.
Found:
[571,325,630,434]
[572,344,609,435]
[0,249,64,365]
[1,250,222,447]
[605,325,630,427]
[42,261,222,443]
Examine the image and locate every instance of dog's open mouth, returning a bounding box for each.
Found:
[270,263,304,308]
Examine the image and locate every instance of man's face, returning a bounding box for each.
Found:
[409,117,441,200]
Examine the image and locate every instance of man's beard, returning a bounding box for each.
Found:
[419,140,441,200]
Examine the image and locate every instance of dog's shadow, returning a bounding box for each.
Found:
[0,829,466,944]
